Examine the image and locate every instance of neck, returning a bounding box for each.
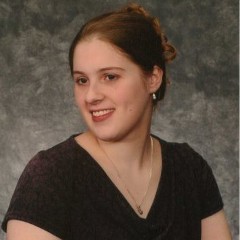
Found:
[92,131,152,172]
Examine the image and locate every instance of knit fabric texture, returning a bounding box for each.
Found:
[2,135,223,240]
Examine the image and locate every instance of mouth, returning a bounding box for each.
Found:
[90,109,115,122]
[92,109,114,117]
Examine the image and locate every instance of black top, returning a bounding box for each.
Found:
[2,135,223,240]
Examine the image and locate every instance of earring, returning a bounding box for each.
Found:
[152,93,157,100]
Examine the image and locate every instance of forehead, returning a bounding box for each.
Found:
[73,38,136,71]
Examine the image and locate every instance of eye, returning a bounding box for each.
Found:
[104,74,118,81]
[75,77,88,85]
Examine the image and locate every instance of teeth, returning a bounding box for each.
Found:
[92,109,113,117]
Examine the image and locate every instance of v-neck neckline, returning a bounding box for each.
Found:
[71,134,169,222]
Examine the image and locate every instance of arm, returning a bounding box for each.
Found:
[2,151,71,239]
[7,220,61,240]
[201,210,232,240]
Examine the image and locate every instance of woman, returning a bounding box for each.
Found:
[2,3,231,240]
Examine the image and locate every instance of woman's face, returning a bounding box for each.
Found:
[73,37,158,142]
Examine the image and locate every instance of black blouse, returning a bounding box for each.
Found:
[2,135,223,239]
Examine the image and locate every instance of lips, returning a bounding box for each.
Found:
[90,109,114,122]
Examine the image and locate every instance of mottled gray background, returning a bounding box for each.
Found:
[0,0,238,239]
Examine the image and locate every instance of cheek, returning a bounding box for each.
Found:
[118,93,148,115]
[114,89,133,107]
[74,88,85,108]
[119,84,148,105]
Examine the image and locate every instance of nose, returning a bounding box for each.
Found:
[85,81,104,104]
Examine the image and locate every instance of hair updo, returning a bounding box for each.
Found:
[69,3,176,104]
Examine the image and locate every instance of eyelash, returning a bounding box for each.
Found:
[104,73,119,81]
[75,77,88,85]
[74,73,119,85]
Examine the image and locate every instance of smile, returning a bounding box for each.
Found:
[92,109,114,117]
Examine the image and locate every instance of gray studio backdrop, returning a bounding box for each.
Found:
[0,0,238,239]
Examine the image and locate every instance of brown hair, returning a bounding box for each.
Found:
[69,3,176,103]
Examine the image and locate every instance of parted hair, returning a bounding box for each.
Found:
[69,3,176,103]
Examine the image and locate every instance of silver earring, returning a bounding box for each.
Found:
[152,93,157,100]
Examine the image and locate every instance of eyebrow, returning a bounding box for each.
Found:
[73,67,125,75]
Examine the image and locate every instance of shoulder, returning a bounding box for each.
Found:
[154,135,223,219]
[156,136,208,169]
[40,134,81,162]
[28,135,87,169]
[1,135,84,237]
[156,136,215,185]
[19,135,91,186]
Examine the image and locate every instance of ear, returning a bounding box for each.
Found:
[147,65,163,94]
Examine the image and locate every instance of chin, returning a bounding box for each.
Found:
[94,133,118,142]
[89,128,122,142]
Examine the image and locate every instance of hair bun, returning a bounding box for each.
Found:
[120,3,176,63]
[119,3,149,17]
[161,36,177,62]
